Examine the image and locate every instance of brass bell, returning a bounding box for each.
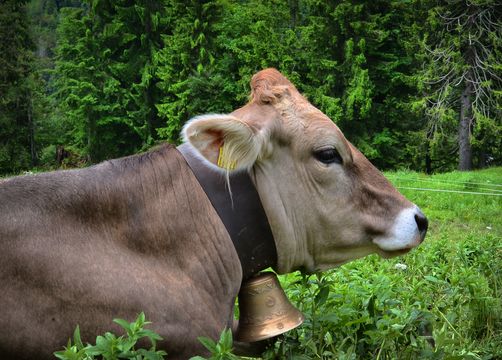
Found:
[235,272,304,342]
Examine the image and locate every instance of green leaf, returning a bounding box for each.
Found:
[113,318,131,333]
[366,295,376,317]
[135,312,147,327]
[319,313,340,323]
[391,323,406,331]
[84,345,103,356]
[219,328,233,350]
[197,336,217,353]
[315,286,330,307]
[117,337,135,353]
[424,275,441,283]
[138,329,163,343]
[73,325,84,350]
[137,348,168,360]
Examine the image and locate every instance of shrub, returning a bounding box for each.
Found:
[54,312,167,360]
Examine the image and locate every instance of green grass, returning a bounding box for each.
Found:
[8,166,502,359]
[270,167,502,359]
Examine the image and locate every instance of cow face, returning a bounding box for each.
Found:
[183,69,427,274]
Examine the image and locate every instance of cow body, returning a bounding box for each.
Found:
[0,69,427,358]
[0,145,241,359]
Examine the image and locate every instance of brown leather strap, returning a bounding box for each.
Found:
[177,144,277,281]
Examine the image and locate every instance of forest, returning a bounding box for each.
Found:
[0,0,500,176]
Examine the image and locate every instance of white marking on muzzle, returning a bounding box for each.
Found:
[373,207,421,251]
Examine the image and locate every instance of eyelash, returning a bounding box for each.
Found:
[313,148,343,165]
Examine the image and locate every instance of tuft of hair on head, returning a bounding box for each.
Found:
[250,68,298,105]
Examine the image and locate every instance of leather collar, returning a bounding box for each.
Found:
[177,143,277,281]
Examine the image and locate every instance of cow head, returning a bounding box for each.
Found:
[183,69,427,274]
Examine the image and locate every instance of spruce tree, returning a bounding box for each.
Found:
[421,0,501,170]
[0,0,36,174]
[51,0,168,162]
[156,0,224,142]
[89,0,168,147]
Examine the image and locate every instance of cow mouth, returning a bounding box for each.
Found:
[378,248,412,258]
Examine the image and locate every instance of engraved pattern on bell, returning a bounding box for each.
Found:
[265,295,275,307]
[235,272,304,342]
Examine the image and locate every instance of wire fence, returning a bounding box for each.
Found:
[386,176,502,197]
[395,186,502,197]
[387,176,502,190]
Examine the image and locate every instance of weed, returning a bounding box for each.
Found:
[54,168,502,359]
[190,329,241,360]
[267,168,502,359]
[54,312,167,360]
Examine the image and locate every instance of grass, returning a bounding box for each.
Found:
[7,166,502,359]
[270,167,502,359]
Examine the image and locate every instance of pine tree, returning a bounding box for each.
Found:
[24,0,498,172]
[51,0,168,162]
[421,0,501,170]
[0,0,36,174]
[52,7,97,161]
[89,0,169,147]
[156,0,224,142]
[289,1,425,169]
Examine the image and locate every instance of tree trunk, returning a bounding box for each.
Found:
[458,81,473,171]
[289,0,299,28]
[27,92,37,167]
[87,114,96,163]
[425,126,433,174]
[144,1,159,144]
[425,141,432,174]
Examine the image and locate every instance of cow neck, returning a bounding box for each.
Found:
[177,143,277,282]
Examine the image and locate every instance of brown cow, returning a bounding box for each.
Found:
[0,69,427,359]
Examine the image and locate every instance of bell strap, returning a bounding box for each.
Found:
[177,143,277,281]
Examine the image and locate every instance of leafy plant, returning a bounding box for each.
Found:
[190,328,241,360]
[259,168,502,359]
[54,312,167,360]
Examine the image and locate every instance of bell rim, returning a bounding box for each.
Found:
[235,312,304,342]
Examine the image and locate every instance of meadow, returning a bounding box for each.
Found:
[271,167,502,359]
[42,167,502,359]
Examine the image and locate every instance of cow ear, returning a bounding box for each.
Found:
[182,114,265,171]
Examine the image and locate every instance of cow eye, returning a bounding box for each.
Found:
[313,148,343,165]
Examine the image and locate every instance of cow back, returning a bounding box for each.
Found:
[0,144,242,359]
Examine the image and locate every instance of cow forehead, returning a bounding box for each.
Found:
[289,115,347,156]
[295,109,344,137]
[236,94,348,150]
[277,101,352,158]
[241,68,348,146]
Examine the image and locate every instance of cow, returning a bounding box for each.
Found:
[0,69,427,359]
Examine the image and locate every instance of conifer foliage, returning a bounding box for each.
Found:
[0,0,36,173]
[420,0,501,171]
[0,0,500,174]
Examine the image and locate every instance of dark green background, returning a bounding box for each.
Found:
[1,0,500,175]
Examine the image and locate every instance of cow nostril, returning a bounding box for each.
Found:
[414,211,428,241]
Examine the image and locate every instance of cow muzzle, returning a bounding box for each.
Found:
[373,206,428,253]
[414,208,428,242]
